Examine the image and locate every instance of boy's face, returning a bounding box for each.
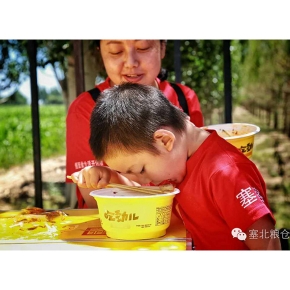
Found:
[104,130,187,185]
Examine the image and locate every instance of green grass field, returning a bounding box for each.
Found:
[0,105,66,169]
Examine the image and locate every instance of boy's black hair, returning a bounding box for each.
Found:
[89,82,187,161]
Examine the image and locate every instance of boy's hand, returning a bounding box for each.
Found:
[71,166,112,189]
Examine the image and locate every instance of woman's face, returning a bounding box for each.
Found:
[100,40,166,87]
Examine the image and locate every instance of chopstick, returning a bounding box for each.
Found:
[107,183,166,195]
[222,129,232,137]
[67,176,172,195]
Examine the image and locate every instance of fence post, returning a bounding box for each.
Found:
[27,40,43,208]
[223,40,232,123]
[174,40,182,83]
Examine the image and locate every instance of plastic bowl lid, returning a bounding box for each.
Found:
[89,187,180,199]
[202,123,260,140]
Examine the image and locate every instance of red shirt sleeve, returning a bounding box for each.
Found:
[211,163,276,232]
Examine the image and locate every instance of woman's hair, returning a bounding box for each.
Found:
[94,40,168,81]
[89,82,187,161]
[157,67,168,81]
[94,40,101,48]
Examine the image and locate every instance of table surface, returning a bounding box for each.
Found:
[0,209,192,250]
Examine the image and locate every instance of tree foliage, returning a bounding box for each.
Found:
[239,40,290,134]
[0,40,71,97]
[0,90,27,105]
[36,40,72,92]
[0,40,29,92]
[39,86,63,105]
[162,40,243,123]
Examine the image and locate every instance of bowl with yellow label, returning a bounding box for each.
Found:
[202,123,260,158]
[90,188,179,240]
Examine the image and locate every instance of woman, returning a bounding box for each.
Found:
[66,40,204,208]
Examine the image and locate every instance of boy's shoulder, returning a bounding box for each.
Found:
[192,130,251,164]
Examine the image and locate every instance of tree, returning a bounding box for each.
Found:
[0,40,29,93]
[46,88,63,105]
[37,86,63,105]
[162,40,243,124]
[38,86,49,104]
[1,40,72,107]
[239,40,290,133]
[0,90,27,105]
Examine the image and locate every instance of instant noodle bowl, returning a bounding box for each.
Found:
[201,123,260,158]
[90,187,180,240]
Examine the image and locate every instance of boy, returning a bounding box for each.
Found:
[71,82,281,250]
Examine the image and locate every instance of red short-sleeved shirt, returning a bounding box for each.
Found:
[66,77,204,208]
[175,130,275,250]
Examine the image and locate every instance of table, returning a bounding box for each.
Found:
[0,209,192,250]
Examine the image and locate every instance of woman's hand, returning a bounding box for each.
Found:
[71,166,112,189]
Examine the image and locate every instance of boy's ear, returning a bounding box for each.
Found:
[153,129,175,152]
